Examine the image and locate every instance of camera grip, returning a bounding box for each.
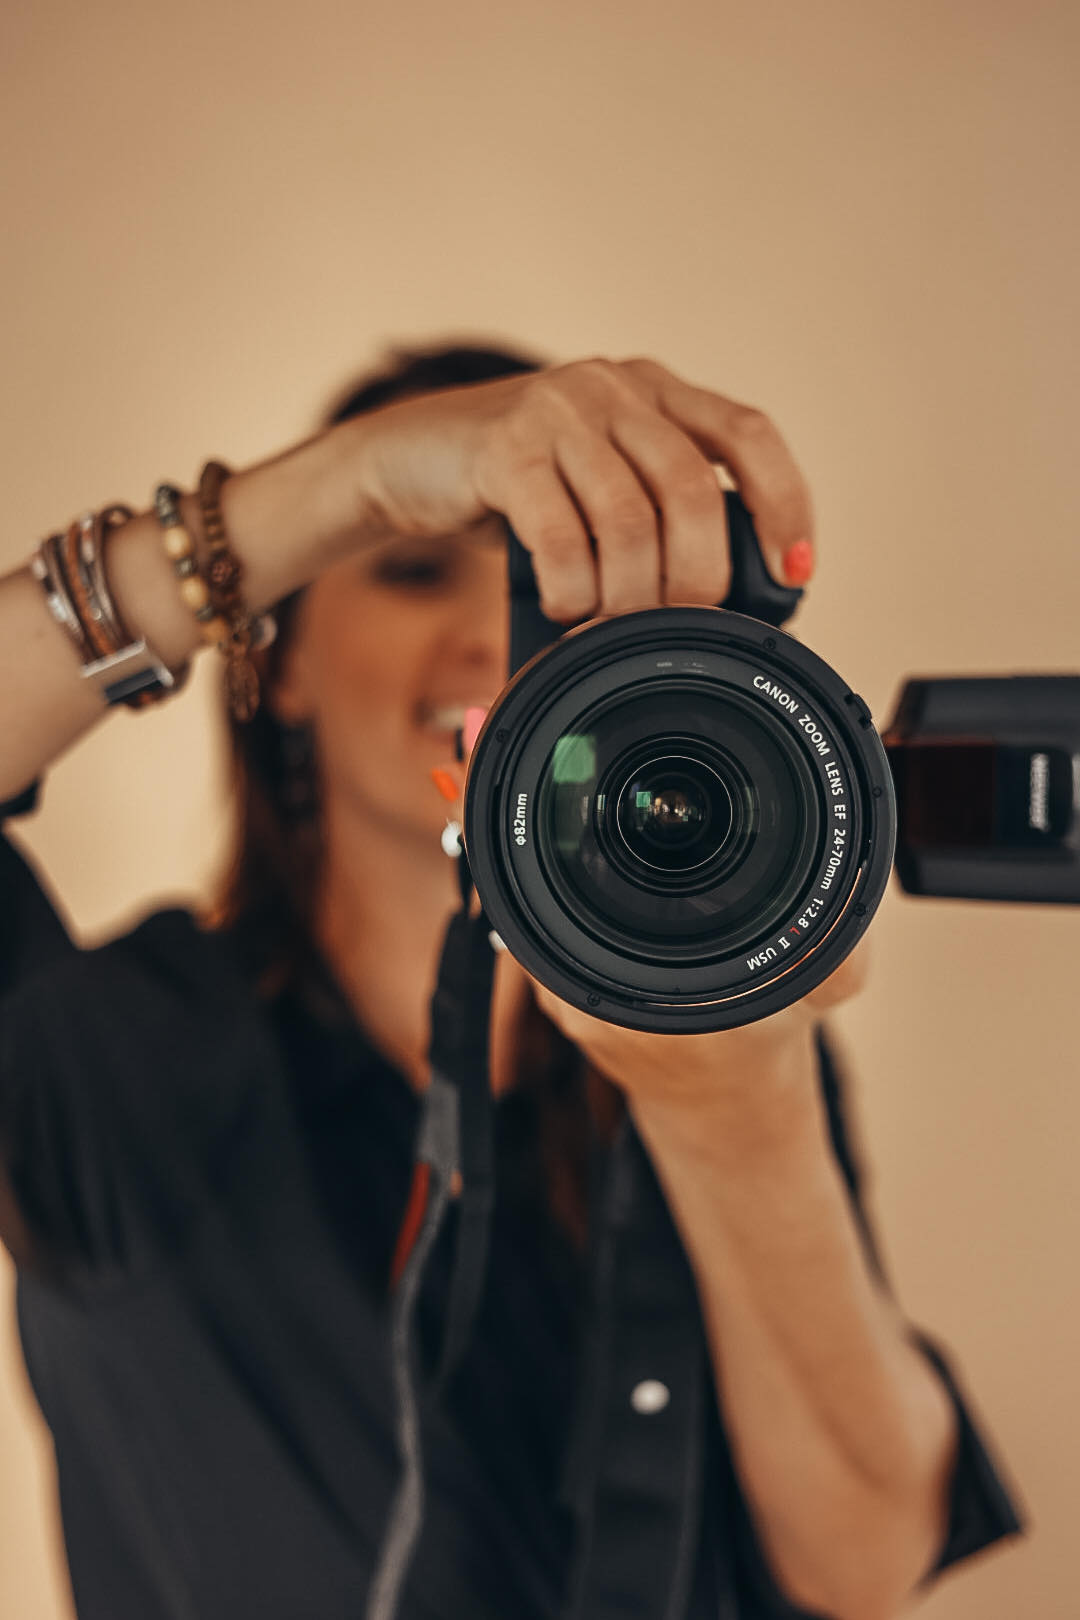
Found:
[721,489,805,627]
[506,490,804,675]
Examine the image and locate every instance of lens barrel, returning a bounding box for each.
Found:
[464,608,896,1033]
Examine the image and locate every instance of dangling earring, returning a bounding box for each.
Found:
[279,719,320,820]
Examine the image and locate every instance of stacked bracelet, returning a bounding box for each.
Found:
[32,508,187,709]
[153,483,230,646]
[153,474,274,724]
[34,470,275,723]
[33,530,96,663]
[77,508,131,652]
[197,461,274,723]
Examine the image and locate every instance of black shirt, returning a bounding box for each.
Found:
[0,788,1026,1619]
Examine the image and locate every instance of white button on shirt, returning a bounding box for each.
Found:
[630,1380,671,1415]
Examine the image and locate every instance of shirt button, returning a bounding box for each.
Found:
[630,1380,671,1415]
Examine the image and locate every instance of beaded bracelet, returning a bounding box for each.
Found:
[197,460,274,723]
[153,483,231,647]
[153,475,273,723]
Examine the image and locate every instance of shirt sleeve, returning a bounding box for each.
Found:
[0,780,268,1285]
[0,780,78,990]
[0,779,78,1269]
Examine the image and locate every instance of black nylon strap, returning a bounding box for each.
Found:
[364,1078,460,1620]
[426,898,497,1400]
[366,871,497,1620]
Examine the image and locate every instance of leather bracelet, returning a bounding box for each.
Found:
[79,509,129,649]
[33,512,185,710]
[61,517,123,665]
[82,507,192,706]
[32,531,97,664]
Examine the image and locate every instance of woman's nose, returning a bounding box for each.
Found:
[455,609,510,682]
[449,563,511,680]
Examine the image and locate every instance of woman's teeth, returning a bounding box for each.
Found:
[419,704,468,736]
[420,702,491,737]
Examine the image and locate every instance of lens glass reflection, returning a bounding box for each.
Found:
[616,757,732,873]
[534,681,823,961]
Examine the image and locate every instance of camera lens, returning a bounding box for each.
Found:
[614,755,731,875]
[534,683,819,960]
[464,608,896,1032]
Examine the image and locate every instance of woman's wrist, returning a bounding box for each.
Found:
[213,416,392,599]
[102,418,382,671]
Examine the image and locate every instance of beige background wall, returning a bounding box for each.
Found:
[2,1,1077,1615]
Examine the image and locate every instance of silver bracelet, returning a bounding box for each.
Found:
[31,530,95,663]
[76,508,128,648]
[32,511,189,709]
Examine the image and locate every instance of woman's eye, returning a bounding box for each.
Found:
[372,553,455,588]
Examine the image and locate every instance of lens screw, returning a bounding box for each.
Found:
[587,993,601,1007]
[764,637,776,650]
[495,728,509,743]
[855,903,866,917]
[873,786,883,798]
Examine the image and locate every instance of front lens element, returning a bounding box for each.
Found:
[534,680,823,961]
[615,756,732,874]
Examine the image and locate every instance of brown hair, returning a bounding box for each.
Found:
[208,339,623,1251]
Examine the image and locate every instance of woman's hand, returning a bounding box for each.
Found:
[343,357,816,620]
[518,934,873,1117]
[399,356,830,1108]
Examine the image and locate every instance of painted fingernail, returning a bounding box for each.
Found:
[782,539,815,586]
[430,767,460,803]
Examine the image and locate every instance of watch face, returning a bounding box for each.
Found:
[87,640,176,709]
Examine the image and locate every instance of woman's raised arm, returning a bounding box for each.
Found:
[0,421,382,801]
[0,358,813,802]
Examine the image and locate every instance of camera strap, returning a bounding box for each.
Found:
[365,840,496,1620]
[368,490,802,1620]
[426,870,497,1400]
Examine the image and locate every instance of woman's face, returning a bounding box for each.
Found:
[271,517,510,849]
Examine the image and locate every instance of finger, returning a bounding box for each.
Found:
[496,459,599,623]
[552,432,662,615]
[622,360,815,580]
[607,407,732,605]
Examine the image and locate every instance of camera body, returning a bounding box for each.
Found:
[462,494,1080,1033]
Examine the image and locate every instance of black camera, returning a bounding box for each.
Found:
[462,494,1080,1033]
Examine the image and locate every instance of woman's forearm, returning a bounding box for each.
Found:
[0,418,377,801]
[629,1032,959,1620]
[1,356,818,802]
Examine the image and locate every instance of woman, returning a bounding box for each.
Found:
[0,344,1023,1619]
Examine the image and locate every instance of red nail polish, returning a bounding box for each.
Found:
[430,768,460,803]
[782,539,815,586]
